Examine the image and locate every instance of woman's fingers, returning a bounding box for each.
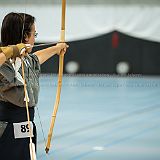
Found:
[56,43,69,55]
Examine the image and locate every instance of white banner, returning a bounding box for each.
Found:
[0,5,160,42]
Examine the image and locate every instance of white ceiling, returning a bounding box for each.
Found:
[0,0,160,5]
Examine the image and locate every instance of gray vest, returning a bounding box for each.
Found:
[0,54,40,107]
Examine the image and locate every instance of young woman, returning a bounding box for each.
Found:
[0,12,68,160]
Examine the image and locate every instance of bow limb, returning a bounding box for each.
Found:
[21,56,36,160]
[45,0,66,154]
[20,6,36,159]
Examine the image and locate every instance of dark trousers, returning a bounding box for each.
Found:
[0,101,36,160]
[0,122,37,160]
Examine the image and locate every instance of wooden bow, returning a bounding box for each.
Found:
[21,56,36,160]
[20,11,36,160]
[45,0,66,154]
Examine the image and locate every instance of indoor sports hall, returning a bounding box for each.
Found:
[0,0,160,160]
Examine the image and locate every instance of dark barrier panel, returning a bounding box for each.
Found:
[32,31,160,75]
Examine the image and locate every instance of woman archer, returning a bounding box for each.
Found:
[0,12,68,160]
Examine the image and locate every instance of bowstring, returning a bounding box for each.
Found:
[35,107,47,153]
[21,11,26,43]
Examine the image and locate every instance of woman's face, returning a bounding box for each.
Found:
[25,23,36,52]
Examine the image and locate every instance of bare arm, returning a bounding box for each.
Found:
[0,43,68,65]
[34,43,68,64]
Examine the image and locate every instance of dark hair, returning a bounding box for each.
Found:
[1,12,35,46]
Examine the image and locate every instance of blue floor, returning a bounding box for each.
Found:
[35,74,160,160]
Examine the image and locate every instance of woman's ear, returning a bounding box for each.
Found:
[24,33,29,42]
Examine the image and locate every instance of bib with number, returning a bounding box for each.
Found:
[13,121,34,139]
